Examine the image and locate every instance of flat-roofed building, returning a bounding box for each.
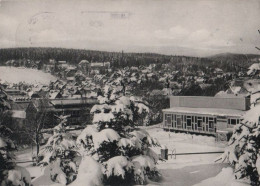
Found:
[26,98,98,128]
[162,96,250,140]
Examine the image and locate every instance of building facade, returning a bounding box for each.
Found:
[25,98,98,128]
[162,96,250,140]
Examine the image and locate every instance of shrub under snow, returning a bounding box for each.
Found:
[71,156,103,186]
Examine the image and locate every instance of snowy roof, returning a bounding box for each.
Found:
[91,62,110,67]
[214,92,247,98]
[49,91,61,99]
[58,61,66,64]
[50,98,98,106]
[12,110,26,118]
[79,60,89,64]
[249,63,260,69]
[248,63,260,71]
[11,102,30,110]
[163,107,245,117]
[66,77,75,81]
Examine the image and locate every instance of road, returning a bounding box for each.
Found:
[159,163,229,186]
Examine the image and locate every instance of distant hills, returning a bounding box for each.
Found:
[0,47,206,68]
[0,47,172,66]
[208,52,260,62]
[0,47,259,68]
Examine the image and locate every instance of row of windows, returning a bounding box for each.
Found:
[68,117,80,123]
[165,114,216,125]
[56,110,81,116]
[164,113,241,132]
[165,114,216,130]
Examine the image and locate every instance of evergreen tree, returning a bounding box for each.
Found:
[76,84,160,185]
[218,101,260,185]
[38,115,78,185]
[0,125,32,186]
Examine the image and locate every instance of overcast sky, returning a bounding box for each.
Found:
[0,0,259,56]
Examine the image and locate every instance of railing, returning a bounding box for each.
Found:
[162,150,224,160]
[170,149,176,159]
[168,151,224,156]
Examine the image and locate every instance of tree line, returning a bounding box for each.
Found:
[0,47,259,71]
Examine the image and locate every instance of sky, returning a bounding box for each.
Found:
[0,0,259,57]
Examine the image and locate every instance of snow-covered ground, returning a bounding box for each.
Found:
[148,127,226,168]
[194,167,249,186]
[16,126,249,185]
[0,66,56,84]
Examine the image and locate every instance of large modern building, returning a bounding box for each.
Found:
[162,96,250,140]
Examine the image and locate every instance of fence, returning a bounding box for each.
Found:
[161,149,224,160]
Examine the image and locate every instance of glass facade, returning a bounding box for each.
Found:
[164,112,241,133]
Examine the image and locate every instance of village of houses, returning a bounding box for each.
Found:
[2,57,260,137]
[1,56,260,185]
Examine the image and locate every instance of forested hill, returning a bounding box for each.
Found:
[0,47,171,66]
[209,53,260,62]
[0,47,211,67]
[207,53,260,70]
[0,47,259,68]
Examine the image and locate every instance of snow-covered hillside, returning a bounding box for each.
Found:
[0,66,56,84]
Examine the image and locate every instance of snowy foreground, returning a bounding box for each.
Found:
[16,126,249,185]
[0,66,56,84]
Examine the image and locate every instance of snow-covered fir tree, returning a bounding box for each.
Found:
[0,125,32,186]
[76,84,160,185]
[38,115,78,185]
[218,93,260,185]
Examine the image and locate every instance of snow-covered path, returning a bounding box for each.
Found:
[147,127,226,152]
[15,126,229,185]
[160,163,229,186]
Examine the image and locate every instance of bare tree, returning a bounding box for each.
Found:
[25,98,49,157]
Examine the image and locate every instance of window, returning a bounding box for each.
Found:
[173,114,177,127]
[228,118,238,125]
[172,114,175,127]
[197,116,202,127]
[174,114,176,121]
[208,117,215,128]
[165,114,172,126]
[176,115,182,127]
[209,117,214,121]
[187,117,192,127]
[198,120,202,127]
[209,121,214,128]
